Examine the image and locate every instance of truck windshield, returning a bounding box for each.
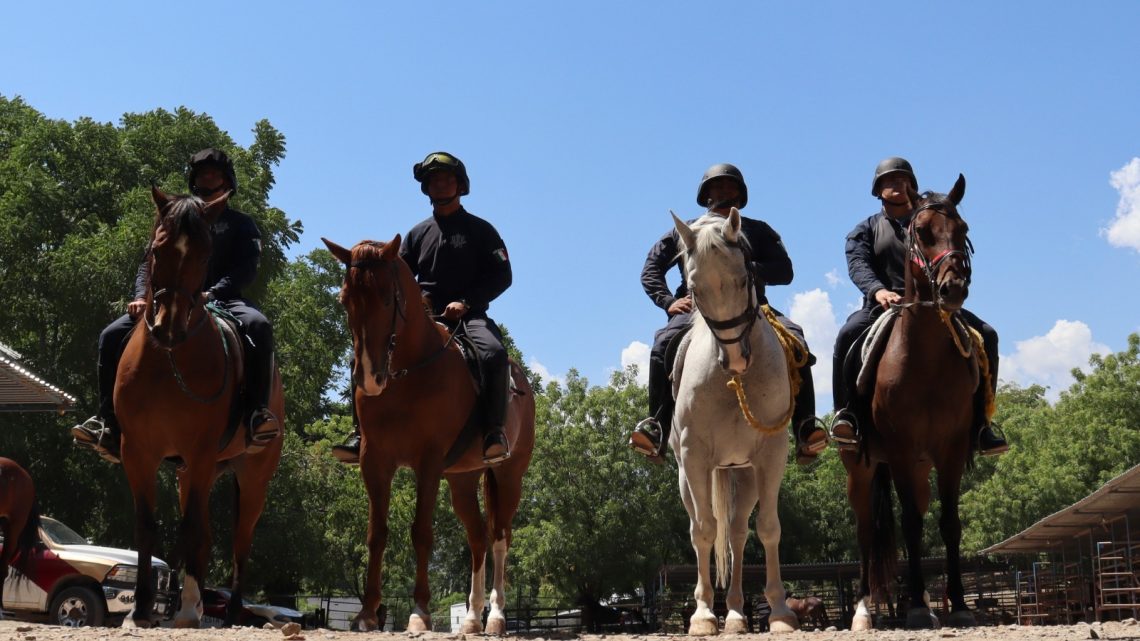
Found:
[40,517,89,545]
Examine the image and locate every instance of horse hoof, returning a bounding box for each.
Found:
[173,615,200,629]
[723,614,748,634]
[769,615,799,633]
[407,613,431,632]
[850,614,873,632]
[350,614,379,632]
[122,617,151,629]
[461,618,484,634]
[485,615,507,636]
[906,607,936,629]
[946,610,976,628]
[689,616,719,636]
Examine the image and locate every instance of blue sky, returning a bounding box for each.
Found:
[5,2,1139,411]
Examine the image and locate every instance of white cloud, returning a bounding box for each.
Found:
[621,340,651,385]
[528,358,564,387]
[1104,157,1140,252]
[1001,320,1110,399]
[824,269,841,288]
[789,289,840,413]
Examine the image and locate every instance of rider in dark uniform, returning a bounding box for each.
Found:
[332,151,513,466]
[71,148,280,463]
[627,163,828,465]
[829,156,1008,456]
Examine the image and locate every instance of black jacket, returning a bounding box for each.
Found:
[399,208,512,317]
[133,207,262,302]
[845,209,909,309]
[641,214,793,315]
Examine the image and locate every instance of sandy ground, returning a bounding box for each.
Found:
[3,619,1140,641]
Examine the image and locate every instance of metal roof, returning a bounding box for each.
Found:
[0,342,76,412]
[982,462,1140,555]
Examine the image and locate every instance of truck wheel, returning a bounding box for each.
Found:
[49,586,106,627]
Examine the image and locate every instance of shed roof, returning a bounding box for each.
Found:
[0,343,76,412]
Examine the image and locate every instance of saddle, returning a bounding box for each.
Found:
[207,304,250,455]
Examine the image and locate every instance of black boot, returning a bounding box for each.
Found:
[978,424,1009,457]
[245,349,279,454]
[71,406,122,465]
[629,353,671,461]
[333,388,362,465]
[482,363,511,465]
[791,362,827,465]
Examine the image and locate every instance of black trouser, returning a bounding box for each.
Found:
[455,315,509,432]
[647,308,816,431]
[95,299,274,422]
[831,304,999,412]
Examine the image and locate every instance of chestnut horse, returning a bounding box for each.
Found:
[117,188,283,628]
[842,175,979,630]
[0,458,41,618]
[322,236,535,634]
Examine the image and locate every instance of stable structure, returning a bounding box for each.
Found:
[982,462,1140,624]
[0,342,76,412]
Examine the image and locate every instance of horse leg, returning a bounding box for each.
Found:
[407,466,442,632]
[842,453,875,631]
[120,454,162,628]
[228,453,277,627]
[937,459,976,628]
[352,462,395,632]
[173,463,214,628]
[485,466,524,636]
[446,471,488,634]
[755,463,796,633]
[892,466,934,629]
[723,468,756,634]
[0,522,10,617]
[680,463,718,636]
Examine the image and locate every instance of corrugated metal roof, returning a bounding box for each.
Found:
[0,342,77,412]
[982,462,1140,555]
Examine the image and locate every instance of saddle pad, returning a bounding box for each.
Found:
[856,308,898,396]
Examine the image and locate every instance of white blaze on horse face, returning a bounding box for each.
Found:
[356,328,387,396]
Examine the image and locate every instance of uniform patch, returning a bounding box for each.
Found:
[448,233,468,249]
[493,248,509,263]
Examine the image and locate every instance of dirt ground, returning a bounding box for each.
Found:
[3,619,1140,641]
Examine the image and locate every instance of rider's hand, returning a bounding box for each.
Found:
[874,289,901,310]
[442,301,469,321]
[126,298,147,318]
[668,296,693,316]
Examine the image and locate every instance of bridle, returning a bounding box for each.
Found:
[901,201,976,358]
[689,237,761,364]
[347,248,457,383]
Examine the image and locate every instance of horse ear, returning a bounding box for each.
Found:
[151,185,172,212]
[381,234,402,259]
[321,238,353,266]
[672,211,696,251]
[723,207,742,243]
[201,190,232,224]
[949,173,966,205]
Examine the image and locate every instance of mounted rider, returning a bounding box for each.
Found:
[332,151,513,466]
[72,148,280,463]
[628,163,828,465]
[829,156,1008,456]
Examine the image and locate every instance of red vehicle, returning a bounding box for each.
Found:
[1,516,173,626]
[199,587,305,628]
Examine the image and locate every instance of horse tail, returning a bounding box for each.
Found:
[868,462,897,599]
[16,501,41,556]
[483,468,501,540]
[711,468,733,590]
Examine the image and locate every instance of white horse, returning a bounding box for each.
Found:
[670,209,799,635]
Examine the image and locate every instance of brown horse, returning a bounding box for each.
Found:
[842,175,979,630]
[116,188,283,628]
[322,236,535,634]
[0,458,41,618]
[786,595,829,629]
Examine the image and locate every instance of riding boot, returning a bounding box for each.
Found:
[482,363,511,465]
[72,352,124,464]
[791,362,827,465]
[245,344,279,453]
[630,355,671,461]
[333,385,363,465]
[972,385,1008,457]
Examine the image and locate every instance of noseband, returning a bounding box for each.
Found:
[906,203,973,310]
[691,241,760,362]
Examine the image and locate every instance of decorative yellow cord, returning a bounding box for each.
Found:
[939,309,974,359]
[968,326,996,421]
[725,305,810,435]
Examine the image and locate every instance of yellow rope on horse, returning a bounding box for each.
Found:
[968,326,996,421]
[938,309,974,359]
[724,305,809,435]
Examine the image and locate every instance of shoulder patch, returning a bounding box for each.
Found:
[492,248,509,263]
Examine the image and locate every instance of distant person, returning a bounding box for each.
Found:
[627,163,827,465]
[829,156,1007,455]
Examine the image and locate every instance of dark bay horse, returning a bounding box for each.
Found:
[0,458,41,618]
[842,175,980,630]
[117,188,283,628]
[322,236,535,634]
[786,595,829,629]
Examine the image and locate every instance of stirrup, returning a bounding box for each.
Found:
[483,432,510,465]
[829,409,860,449]
[629,417,663,459]
[332,433,361,465]
[795,417,829,466]
[977,423,1009,457]
[72,418,122,464]
[246,409,280,452]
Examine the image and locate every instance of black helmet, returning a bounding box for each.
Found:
[871,156,918,197]
[696,163,748,209]
[413,151,470,197]
[188,148,238,195]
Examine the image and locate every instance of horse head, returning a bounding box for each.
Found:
[323,235,408,396]
[673,208,757,375]
[906,174,972,311]
[146,186,229,348]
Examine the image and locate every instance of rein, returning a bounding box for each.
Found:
[145,289,232,404]
[903,202,975,359]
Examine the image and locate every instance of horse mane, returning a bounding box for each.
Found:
[686,214,754,259]
[345,241,390,290]
[155,194,212,247]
